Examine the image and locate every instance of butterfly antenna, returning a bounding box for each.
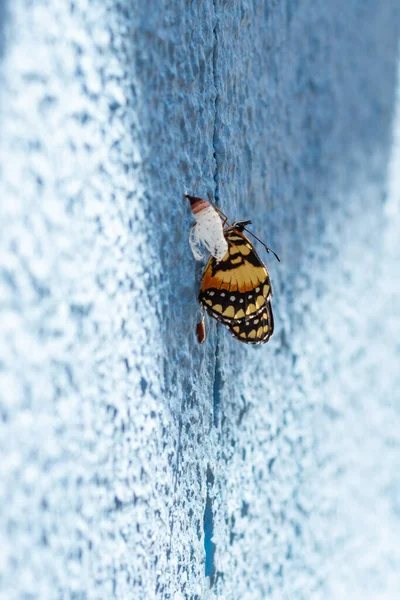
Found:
[243,227,281,262]
[207,192,230,226]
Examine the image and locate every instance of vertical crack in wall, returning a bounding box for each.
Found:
[211,2,220,204]
[211,1,223,430]
[212,338,222,427]
[203,466,216,585]
[204,6,222,588]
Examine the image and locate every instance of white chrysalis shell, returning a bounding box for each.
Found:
[187,195,228,263]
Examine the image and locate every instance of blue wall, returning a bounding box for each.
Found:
[0,1,399,598]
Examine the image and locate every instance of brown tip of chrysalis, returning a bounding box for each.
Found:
[196,316,206,344]
[185,194,210,216]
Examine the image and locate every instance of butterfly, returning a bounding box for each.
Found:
[186,195,280,345]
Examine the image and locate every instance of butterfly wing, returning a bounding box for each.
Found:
[228,300,274,345]
[199,229,274,344]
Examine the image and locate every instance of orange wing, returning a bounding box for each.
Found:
[199,229,274,344]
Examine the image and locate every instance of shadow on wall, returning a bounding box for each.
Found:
[0,0,8,59]
[125,0,400,358]
[130,0,400,271]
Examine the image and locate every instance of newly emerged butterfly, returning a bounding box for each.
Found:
[186,194,280,345]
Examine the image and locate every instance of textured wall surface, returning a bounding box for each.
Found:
[0,1,400,599]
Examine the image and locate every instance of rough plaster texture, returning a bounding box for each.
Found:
[0,1,399,599]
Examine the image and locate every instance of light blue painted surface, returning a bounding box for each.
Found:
[0,1,399,598]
